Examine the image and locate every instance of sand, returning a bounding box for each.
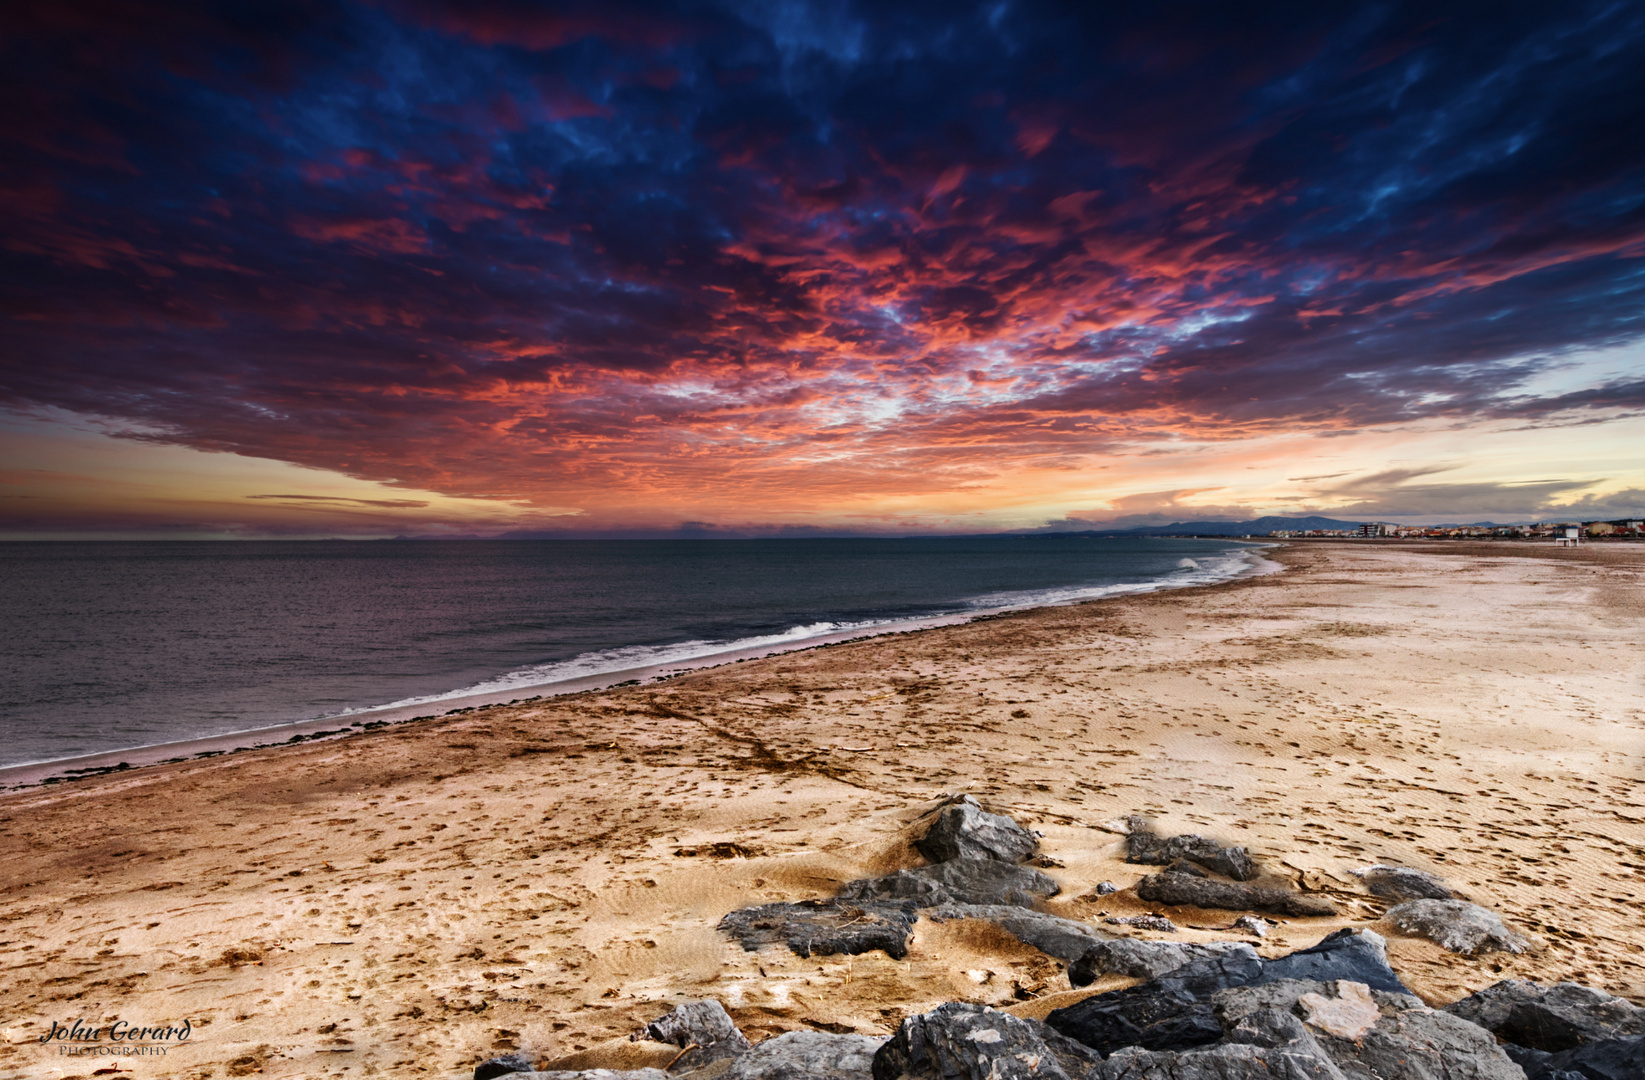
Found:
[0,541,1641,1080]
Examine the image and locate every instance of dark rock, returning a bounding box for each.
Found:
[1124,816,1259,881]
[1070,940,1260,986]
[717,1031,882,1080]
[1215,979,1523,1080]
[718,900,918,960]
[925,903,1110,962]
[914,796,1038,864]
[1531,1032,1645,1080]
[842,859,1059,909]
[872,1002,1103,1080]
[1095,882,1118,896]
[1088,1008,1343,1079]
[476,1053,537,1080]
[1352,864,1458,901]
[1047,930,1408,1057]
[1383,899,1530,955]
[1445,980,1645,1053]
[1165,859,1208,878]
[1136,872,1337,917]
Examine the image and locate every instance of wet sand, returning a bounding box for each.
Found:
[1,541,1641,1080]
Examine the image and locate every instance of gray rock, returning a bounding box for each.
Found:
[1444,979,1645,1053]
[718,899,918,960]
[1095,882,1118,896]
[842,859,1060,909]
[1125,817,1259,881]
[476,1053,538,1080]
[517,1072,671,1080]
[1136,872,1337,918]
[1047,930,1409,1057]
[872,1002,1103,1080]
[1531,1032,1645,1080]
[643,1000,753,1053]
[1090,1009,1347,1080]
[1232,916,1267,938]
[719,1031,882,1080]
[925,903,1111,962]
[1215,979,1524,1080]
[915,796,1039,864]
[1070,940,1261,986]
[1383,899,1530,956]
[1351,864,1458,901]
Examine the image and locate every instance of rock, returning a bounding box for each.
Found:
[1383,899,1530,956]
[1095,882,1118,896]
[1070,940,1261,986]
[718,1031,882,1080]
[914,796,1038,864]
[476,1054,538,1080]
[1216,979,1524,1080]
[1530,1032,1645,1080]
[1065,933,1256,986]
[1103,914,1178,933]
[1444,979,1645,1053]
[1088,1009,1346,1080]
[1351,864,1457,901]
[1233,916,1267,938]
[517,1072,670,1080]
[1136,872,1337,917]
[1165,859,1208,878]
[872,1002,1103,1080]
[1046,930,1408,1057]
[925,904,1110,962]
[718,900,918,960]
[642,1000,752,1053]
[842,860,1060,909]
[1124,817,1259,881]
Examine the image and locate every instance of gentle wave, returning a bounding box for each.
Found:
[328,543,1273,719]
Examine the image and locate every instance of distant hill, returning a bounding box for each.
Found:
[1079,515,1370,537]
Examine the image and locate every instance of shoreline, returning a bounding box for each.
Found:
[1,540,1639,1080]
[0,542,1279,790]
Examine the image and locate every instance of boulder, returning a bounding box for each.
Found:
[1124,817,1259,881]
[1351,864,1458,901]
[1136,872,1337,917]
[1529,1032,1645,1080]
[1046,930,1408,1057]
[872,1002,1103,1080]
[516,1072,671,1080]
[925,904,1111,963]
[1383,899,1530,956]
[1215,979,1523,1080]
[638,999,753,1073]
[915,796,1038,864]
[1070,940,1261,986]
[1088,1009,1346,1080]
[1444,979,1645,1053]
[842,860,1060,909]
[476,1053,538,1080]
[718,1031,882,1080]
[718,900,918,960]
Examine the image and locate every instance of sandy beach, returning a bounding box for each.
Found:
[1,541,1641,1080]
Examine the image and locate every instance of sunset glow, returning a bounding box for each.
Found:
[4,2,1643,536]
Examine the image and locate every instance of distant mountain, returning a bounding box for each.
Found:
[1079,515,1370,537]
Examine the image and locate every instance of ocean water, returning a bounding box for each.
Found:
[0,536,1265,768]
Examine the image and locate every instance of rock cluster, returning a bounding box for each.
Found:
[718,794,1097,962]
[472,801,1640,1080]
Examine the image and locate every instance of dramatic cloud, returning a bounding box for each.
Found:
[2,0,1643,530]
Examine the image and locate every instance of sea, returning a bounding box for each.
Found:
[0,536,1270,769]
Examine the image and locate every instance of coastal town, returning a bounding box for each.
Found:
[1269,519,1645,540]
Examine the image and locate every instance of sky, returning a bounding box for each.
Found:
[2,0,1644,538]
